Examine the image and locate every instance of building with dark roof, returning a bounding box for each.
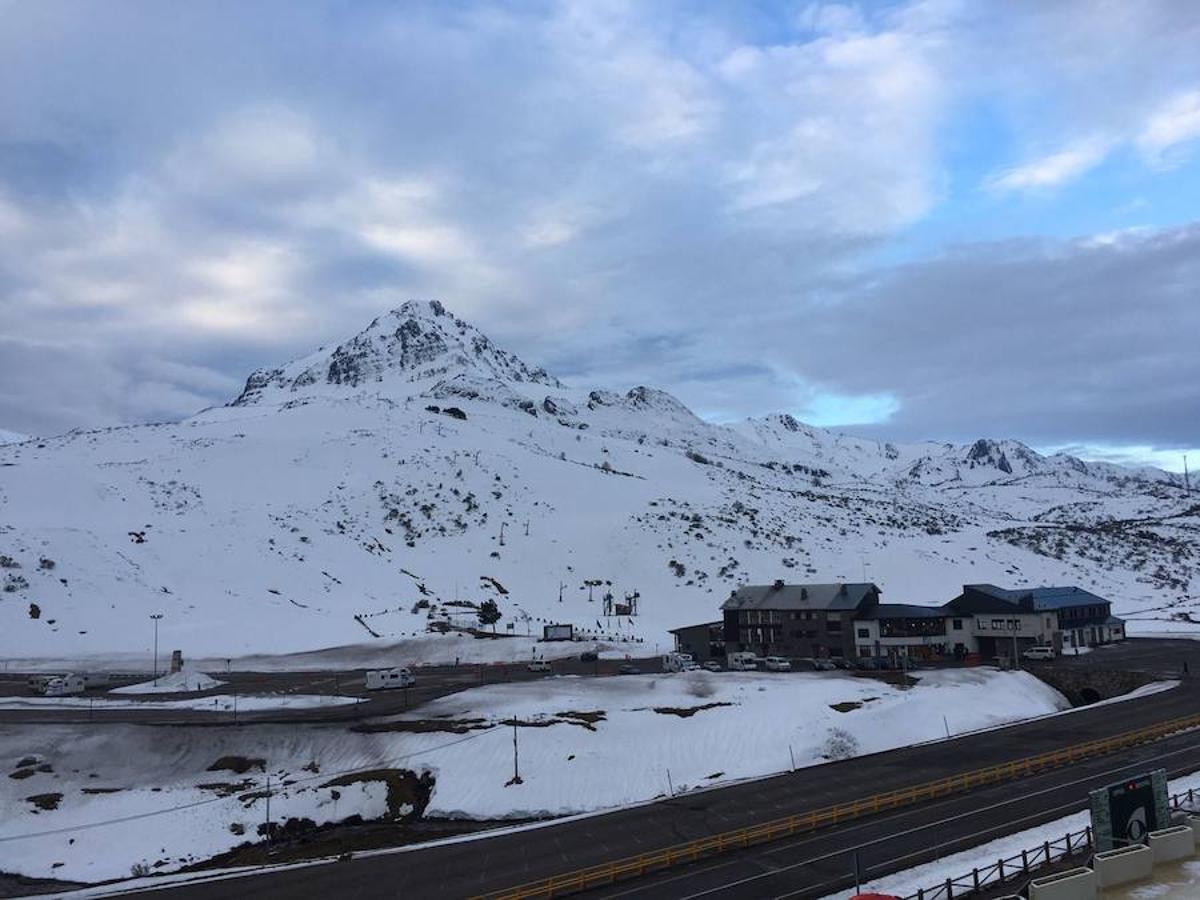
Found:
[668,621,725,664]
[853,603,955,662]
[721,581,880,659]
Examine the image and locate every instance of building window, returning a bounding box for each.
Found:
[859,646,872,657]
[952,618,963,629]
[990,618,1004,630]
[857,628,869,638]
[827,619,842,633]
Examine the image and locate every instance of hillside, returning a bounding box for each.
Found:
[0,301,1196,662]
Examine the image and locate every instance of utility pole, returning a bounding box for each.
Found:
[1011,621,1020,671]
[499,522,506,546]
[264,774,272,840]
[558,582,564,603]
[524,519,530,537]
[508,721,523,785]
[150,614,163,685]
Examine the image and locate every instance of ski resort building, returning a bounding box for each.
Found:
[668,621,725,664]
[708,580,1124,665]
[720,581,881,660]
[853,603,954,662]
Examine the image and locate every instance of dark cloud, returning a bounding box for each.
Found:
[0,1,1197,467]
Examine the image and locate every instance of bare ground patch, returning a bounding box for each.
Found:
[651,702,732,718]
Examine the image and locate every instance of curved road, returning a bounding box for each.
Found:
[113,667,1200,899]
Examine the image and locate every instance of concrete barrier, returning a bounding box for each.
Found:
[1093,843,1153,888]
[1148,824,1195,863]
[1028,866,1096,900]
[1186,813,1200,842]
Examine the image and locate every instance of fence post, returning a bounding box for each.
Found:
[1044,840,1050,863]
[945,877,953,898]
[973,868,979,890]
[1022,849,1029,872]
[998,859,1004,883]
[1066,832,1072,854]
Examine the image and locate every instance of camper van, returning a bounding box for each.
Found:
[44,674,86,696]
[727,651,760,671]
[365,667,416,691]
[661,652,699,673]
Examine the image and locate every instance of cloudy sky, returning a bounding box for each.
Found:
[1,1,1198,469]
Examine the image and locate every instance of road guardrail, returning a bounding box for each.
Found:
[474,711,1200,899]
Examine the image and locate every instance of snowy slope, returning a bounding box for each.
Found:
[0,300,1196,661]
[0,668,1066,882]
[0,428,28,445]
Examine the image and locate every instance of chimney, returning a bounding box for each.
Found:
[838,583,847,596]
[773,579,785,590]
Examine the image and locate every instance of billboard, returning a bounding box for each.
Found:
[1089,769,1169,852]
[543,623,573,641]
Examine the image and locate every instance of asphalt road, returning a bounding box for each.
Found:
[119,668,1200,900]
[0,656,656,726]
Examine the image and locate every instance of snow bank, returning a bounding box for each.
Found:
[111,669,224,694]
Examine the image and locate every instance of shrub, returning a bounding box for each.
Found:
[823,728,859,761]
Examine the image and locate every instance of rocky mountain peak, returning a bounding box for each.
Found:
[232,300,562,405]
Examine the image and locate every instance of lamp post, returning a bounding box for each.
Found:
[150,614,164,685]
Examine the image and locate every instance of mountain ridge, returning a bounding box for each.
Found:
[1,301,1194,660]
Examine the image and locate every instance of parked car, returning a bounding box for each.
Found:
[365,667,415,691]
[43,674,85,696]
[701,660,722,672]
[527,660,551,673]
[726,651,760,671]
[1023,646,1056,661]
[811,658,837,671]
[661,652,699,672]
[764,656,793,672]
[580,651,599,663]
[618,664,641,675]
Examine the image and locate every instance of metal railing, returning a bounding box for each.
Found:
[901,786,1200,900]
[474,711,1200,900]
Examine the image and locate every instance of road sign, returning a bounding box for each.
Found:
[1089,768,1169,852]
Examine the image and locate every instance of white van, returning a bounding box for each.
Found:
[727,652,760,671]
[661,652,699,673]
[44,674,86,696]
[764,656,793,672]
[1022,646,1056,661]
[365,667,415,690]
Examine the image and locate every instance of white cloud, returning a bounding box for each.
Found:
[986,138,1113,193]
[1138,89,1200,164]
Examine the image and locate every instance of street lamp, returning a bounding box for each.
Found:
[150,614,164,685]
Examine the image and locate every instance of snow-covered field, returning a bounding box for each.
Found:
[0,302,1194,666]
[0,668,1069,882]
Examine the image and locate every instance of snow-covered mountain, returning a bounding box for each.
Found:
[1,301,1196,660]
[0,428,28,445]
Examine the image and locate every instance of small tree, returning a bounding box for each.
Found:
[478,599,502,632]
